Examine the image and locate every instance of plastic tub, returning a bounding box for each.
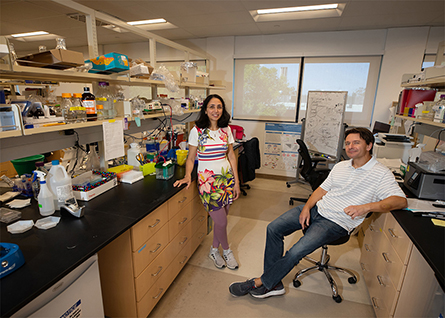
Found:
[11,154,44,175]
[155,162,175,180]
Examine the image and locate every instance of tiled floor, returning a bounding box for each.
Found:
[149,178,376,317]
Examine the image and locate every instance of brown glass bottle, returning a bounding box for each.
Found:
[81,87,97,121]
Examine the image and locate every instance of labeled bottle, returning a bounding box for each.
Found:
[72,93,87,123]
[61,93,76,124]
[96,104,104,121]
[47,160,75,210]
[82,87,96,121]
[96,82,115,120]
[34,171,55,216]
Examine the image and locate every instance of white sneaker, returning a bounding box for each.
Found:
[209,247,226,269]
[223,249,239,270]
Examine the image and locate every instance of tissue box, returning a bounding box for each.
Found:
[87,52,129,73]
[130,62,154,78]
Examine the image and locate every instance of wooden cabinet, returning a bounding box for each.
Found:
[360,212,443,317]
[97,181,207,317]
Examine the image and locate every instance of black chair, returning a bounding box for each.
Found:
[289,139,331,205]
[293,229,357,303]
[238,137,260,196]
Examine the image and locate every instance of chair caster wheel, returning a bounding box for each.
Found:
[289,200,294,205]
[242,192,247,196]
[348,276,357,284]
[293,280,301,288]
[286,183,291,188]
[333,295,342,303]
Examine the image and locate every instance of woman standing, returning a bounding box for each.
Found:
[174,94,241,269]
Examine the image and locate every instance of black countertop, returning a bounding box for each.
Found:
[0,165,189,317]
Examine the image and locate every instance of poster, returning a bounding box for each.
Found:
[263,123,301,171]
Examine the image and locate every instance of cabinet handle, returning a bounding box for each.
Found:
[364,244,371,252]
[387,228,397,238]
[382,252,391,263]
[180,237,188,245]
[369,224,375,232]
[371,297,380,309]
[360,262,366,271]
[150,243,162,253]
[198,216,205,222]
[180,256,188,264]
[178,197,187,203]
[151,266,163,277]
[179,217,188,225]
[153,288,164,299]
[149,219,161,228]
[198,232,205,239]
[376,275,385,287]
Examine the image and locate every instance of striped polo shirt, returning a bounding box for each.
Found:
[317,156,405,232]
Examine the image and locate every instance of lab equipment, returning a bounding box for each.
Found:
[127,143,142,167]
[155,160,175,180]
[34,170,55,216]
[374,133,413,164]
[0,243,25,278]
[404,162,445,200]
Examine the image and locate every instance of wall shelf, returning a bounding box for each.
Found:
[401,77,445,88]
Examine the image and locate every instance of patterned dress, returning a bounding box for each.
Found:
[188,126,235,212]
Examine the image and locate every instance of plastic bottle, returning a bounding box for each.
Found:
[96,82,115,120]
[73,93,87,123]
[82,87,96,121]
[32,162,48,200]
[34,171,55,216]
[47,160,75,210]
[96,104,104,121]
[127,143,142,167]
[61,93,76,124]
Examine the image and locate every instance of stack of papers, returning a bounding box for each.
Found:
[405,198,445,213]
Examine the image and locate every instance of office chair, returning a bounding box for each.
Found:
[293,229,357,303]
[289,140,330,205]
[238,137,260,196]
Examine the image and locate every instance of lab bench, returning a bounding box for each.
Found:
[0,165,202,317]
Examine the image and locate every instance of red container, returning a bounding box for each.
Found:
[229,125,245,140]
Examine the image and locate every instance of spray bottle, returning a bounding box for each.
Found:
[33,171,55,216]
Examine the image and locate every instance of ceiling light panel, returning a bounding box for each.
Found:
[127,19,167,25]
[257,4,339,15]
[251,3,346,22]
[11,31,49,38]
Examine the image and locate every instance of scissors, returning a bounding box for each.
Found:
[136,153,146,165]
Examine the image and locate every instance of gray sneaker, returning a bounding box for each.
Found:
[249,281,285,299]
[229,278,256,297]
[223,248,239,270]
[209,247,225,269]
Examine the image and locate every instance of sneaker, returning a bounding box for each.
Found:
[209,247,225,269]
[223,248,239,270]
[229,278,256,297]
[249,281,285,299]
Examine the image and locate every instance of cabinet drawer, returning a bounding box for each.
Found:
[169,238,193,280]
[191,208,207,235]
[191,221,207,254]
[131,202,168,251]
[372,212,387,232]
[384,214,412,265]
[134,248,170,302]
[191,195,204,219]
[168,181,197,219]
[169,200,193,240]
[379,234,407,291]
[132,223,169,277]
[169,220,192,258]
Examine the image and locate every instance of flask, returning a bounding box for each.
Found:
[82,87,97,121]
[61,93,76,124]
[47,160,75,210]
[72,93,87,123]
[34,171,55,216]
[127,143,142,167]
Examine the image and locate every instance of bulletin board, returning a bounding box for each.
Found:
[263,123,301,171]
[303,91,347,159]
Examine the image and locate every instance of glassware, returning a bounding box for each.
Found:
[55,38,66,50]
[72,93,87,123]
[61,93,76,124]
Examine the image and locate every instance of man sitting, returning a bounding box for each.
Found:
[229,127,407,299]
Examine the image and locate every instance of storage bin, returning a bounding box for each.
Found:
[155,162,175,180]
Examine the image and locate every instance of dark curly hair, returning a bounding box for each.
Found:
[195,94,231,129]
[345,127,374,155]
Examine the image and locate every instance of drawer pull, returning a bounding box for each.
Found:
[178,197,187,203]
[150,243,162,253]
[364,244,371,252]
[382,252,392,263]
[198,232,205,239]
[152,266,163,277]
[371,297,380,309]
[376,275,385,287]
[153,288,164,299]
[369,224,375,232]
[179,237,188,245]
[198,216,205,222]
[360,262,366,271]
[387,228,397,238]
[149,219,161,228]
[180,256,188,264]
[179,217,188,225]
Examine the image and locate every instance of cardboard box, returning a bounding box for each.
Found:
[87,52,129,73]
[129,59,154,78]
[17,49,84,70]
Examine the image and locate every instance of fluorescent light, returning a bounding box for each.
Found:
[258,4,339,15]
[11,31,49,38]
[127,19,166,26]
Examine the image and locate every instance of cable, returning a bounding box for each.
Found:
[434,128,445,152]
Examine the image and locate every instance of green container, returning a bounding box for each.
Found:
[11,155,45,176]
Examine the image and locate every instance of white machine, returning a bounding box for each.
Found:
[374,133,413,164]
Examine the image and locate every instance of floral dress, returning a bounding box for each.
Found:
[188,126,235,212]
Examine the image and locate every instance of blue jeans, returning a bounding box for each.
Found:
[260,205,348,290]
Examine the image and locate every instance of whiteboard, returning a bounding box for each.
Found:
[303,91,347,158]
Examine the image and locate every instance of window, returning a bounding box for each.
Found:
[300,56,381,126]
[233,58,301,121]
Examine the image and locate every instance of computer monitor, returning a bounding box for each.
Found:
[372,121,391,134]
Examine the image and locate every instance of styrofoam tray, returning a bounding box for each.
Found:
[7,220,34,234]
[35,216,60,230]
